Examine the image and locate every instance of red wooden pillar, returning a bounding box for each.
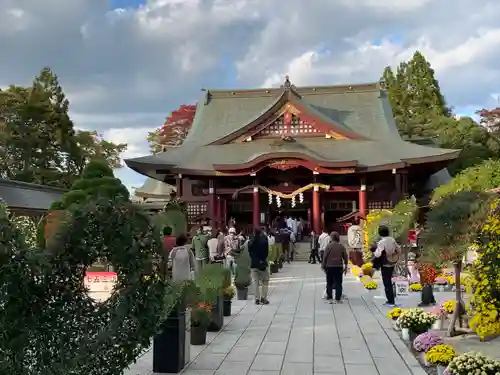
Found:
[252,186,260,230]
[312,185,321,234]
[208,179,216,228]
[359,179,367,220]
[222,198,227,229]
[216,196,222,228]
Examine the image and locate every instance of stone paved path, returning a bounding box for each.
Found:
[125,262,426,375]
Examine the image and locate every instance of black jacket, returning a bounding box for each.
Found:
[249,233,269,269]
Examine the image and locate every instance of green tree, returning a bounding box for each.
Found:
[0,68,127,188]
[54,160,130,210]
[429,116,499,176]
[382,51,450,137]
[423,191,491,336]
[432,159,500,203]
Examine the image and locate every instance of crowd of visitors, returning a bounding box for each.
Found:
[163,215,401,308]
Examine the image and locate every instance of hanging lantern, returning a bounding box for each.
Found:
[276,196,281,208]
[268,193,273,204]
[291,196,296,208]
[299,192,304,203]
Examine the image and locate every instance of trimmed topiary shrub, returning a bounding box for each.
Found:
[0,198,183,375]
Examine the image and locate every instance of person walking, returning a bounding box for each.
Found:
[248,228,270,305]
[169,235,196,281]
[192,226,208,276]
[207,231,220,263]
[309,231,321,264]
[373,225,401,307]
[224,227,239,276]
[318,228,330,262]
[321,232,348,304]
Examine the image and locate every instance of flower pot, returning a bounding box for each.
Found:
[236,287,248,300]
[270,263,279,273]
[208,296,224,332]
[432,319,442,330]
[436,365,446,375]
[401,328,410,341]
[419,352,429,366]
[153,302,187,373]
[223,299,232,317]
[392,320,401,331]
[190,325,207,345]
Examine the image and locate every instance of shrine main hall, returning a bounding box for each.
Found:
[126,77,459,234]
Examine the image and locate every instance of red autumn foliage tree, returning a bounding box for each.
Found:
[477,107,500,134]
[147,104,196,153]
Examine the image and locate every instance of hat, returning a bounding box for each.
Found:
[228,227,236,234]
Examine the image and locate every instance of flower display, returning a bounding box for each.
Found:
[441,300,455,314]
[435,277,448,285]
[359,275,370,282]
[191,302,212,327]
[410,283,423,292]
[445,352,500,375]
[425,344,456,366]
[397,308,436,332]
[364,281,377,290]
[351,266,362,277]
[223,286,235,300]
[469,200,500,340]
[445,275,455,285]
[361,263,373,275]
[413,331,444,353]
[388,307,402,320]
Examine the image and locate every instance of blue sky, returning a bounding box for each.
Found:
[109,0,145,10]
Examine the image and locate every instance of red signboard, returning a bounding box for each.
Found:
[84,272,117,297]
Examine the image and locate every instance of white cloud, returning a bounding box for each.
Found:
[1,0,500,189]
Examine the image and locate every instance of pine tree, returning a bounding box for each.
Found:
[382,51,451,137]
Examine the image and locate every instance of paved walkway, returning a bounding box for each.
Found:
[125,262,426,375]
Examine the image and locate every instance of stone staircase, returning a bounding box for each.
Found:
[293,235,349,262]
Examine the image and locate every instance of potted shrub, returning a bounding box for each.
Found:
[196,264,226,332]
[397,308,436,341]
[222,286,235,317]
[413,331,444,366]
[234,244,252,300]
[425,344,456,375]
[446,352,500,375]
[190,302,212,345]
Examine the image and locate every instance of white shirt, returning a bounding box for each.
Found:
[169,245,195,281]
[374,237,400,264]
[318,232,330,251]
[207,238,219,260]
[291,219,298,234]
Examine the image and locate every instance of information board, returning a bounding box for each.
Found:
[394,279,409,298]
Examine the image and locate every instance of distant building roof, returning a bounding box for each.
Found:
[134,177,175,199]
[0,179,66,211]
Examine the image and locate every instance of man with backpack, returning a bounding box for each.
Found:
[373,225,401,307]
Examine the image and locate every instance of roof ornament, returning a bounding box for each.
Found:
[281,75,296,91]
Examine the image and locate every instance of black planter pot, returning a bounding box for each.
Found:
[278,259,284,269]
[236,287,248,300]
[191,325,207,345]
[153,301,186,373]
[207,295,224,332]
[223,299,232,317]
[270,264,279,273]
[419,284,436,306]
